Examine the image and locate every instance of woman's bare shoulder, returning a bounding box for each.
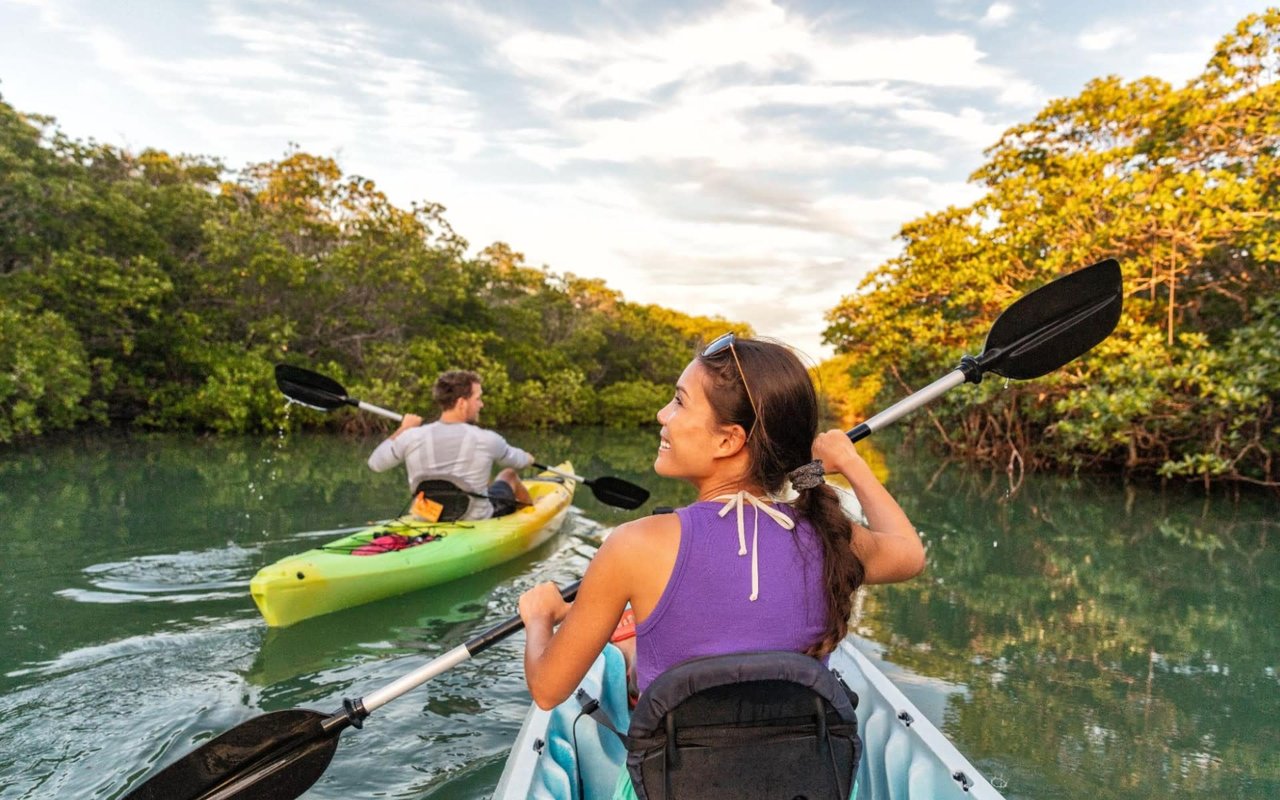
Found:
[596,511,681,559]
[590,511,683,613]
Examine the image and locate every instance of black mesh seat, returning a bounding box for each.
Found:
[623,650,861,800]
[412,479,473,522]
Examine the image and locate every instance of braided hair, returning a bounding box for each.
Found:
[697,337,865,657]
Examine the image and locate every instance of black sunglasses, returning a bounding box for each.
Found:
[702,333,760,441]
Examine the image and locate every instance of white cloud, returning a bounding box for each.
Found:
[468,0,1031,272]
[894,106,1010,150]
[1140,42,1218,87]
[1077,25,1138,52]
[500,2,1038,110]
[8,1,485,167]
[981,3,1016,27]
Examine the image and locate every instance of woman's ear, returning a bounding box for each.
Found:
[712,423,750,459]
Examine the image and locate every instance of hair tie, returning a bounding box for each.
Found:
[787,459,826,491]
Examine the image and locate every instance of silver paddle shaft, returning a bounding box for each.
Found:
[361,644,471,713]
[847,369,967,443]
[357,401,403,421]
[537,464,587,483]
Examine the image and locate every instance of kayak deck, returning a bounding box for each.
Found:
[494,639,1007,799]
[250,463,575,627]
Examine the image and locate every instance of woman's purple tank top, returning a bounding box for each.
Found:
[634,499,830,692]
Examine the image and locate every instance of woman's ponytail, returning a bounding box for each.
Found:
[795,482,865,657]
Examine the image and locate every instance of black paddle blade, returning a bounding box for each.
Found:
[978,259,1123,380]
[124,709,341,800]
[275,364,351,412]
[588,476,650,510]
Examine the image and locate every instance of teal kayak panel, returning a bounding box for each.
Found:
[835,642,1004,799]
[497,644,630,799]
[495,639,1006,800]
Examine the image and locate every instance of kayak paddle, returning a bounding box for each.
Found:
[274,364,650,510]
[128,258,1121,800]
[122,581,581,800]
[846,258,1123,443]
[275,364,403,421]
[532,462,649,510]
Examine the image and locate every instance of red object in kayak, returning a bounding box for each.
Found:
[610,607,637,643]
[352,535,413,555]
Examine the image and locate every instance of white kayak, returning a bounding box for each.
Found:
[494,638,1007,799]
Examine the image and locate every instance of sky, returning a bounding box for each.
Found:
[0,0,1267,359]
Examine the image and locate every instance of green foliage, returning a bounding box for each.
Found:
[0,94,742,443]
[596,380,670,427]
[506,369,594,428]
[0,305,90,441]
[823,9,1280,487]
[141,344,285,435]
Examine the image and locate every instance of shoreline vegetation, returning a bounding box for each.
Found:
[1,10,1277,488]
[824,10,1279,490]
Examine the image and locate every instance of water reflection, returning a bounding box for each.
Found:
[0,429,1275,799]
[246,555,545,688]
[859,448,1280,799]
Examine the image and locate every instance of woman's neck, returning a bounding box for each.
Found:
[694,475,767,502]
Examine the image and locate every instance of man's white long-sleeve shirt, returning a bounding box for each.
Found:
[367,420,533,520]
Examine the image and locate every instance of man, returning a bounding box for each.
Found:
[368,370,534,520]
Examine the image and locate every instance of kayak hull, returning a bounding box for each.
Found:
[250,463,575,627]
[494,638,1007,800]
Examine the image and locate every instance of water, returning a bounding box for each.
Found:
[0,429,1275,799]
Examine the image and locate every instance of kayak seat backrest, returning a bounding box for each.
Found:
[625,650,861,800]
[412,479,472,522]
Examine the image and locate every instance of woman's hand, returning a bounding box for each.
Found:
[519,581,572,628]
[520,579,594,709]
[812,428,925,584]
[811,429,864,475]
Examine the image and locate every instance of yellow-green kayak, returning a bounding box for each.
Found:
[250,463,575,627]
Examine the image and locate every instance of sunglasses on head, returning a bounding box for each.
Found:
[702,332,760,441]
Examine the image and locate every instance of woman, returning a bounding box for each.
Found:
[519,334,925,715]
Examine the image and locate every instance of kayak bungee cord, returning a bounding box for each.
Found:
[314,477,563,554]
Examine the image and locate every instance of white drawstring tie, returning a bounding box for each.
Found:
[713,491,795,601]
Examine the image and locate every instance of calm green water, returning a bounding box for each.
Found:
[0,428,1275,799]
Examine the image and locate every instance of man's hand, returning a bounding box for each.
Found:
[391,413,423,439]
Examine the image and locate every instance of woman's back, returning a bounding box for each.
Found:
[635,499,829,692]
[518,335,922,713]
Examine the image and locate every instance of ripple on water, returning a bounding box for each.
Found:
[6,618,261,681]
[55,544,261,606]
[0,618,264,800]
[4,487,611,799]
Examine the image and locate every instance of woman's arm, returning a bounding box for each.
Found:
[812,429,925,584]
[519,518,650,709]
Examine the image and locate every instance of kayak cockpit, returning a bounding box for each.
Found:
[495,640,1008,799]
